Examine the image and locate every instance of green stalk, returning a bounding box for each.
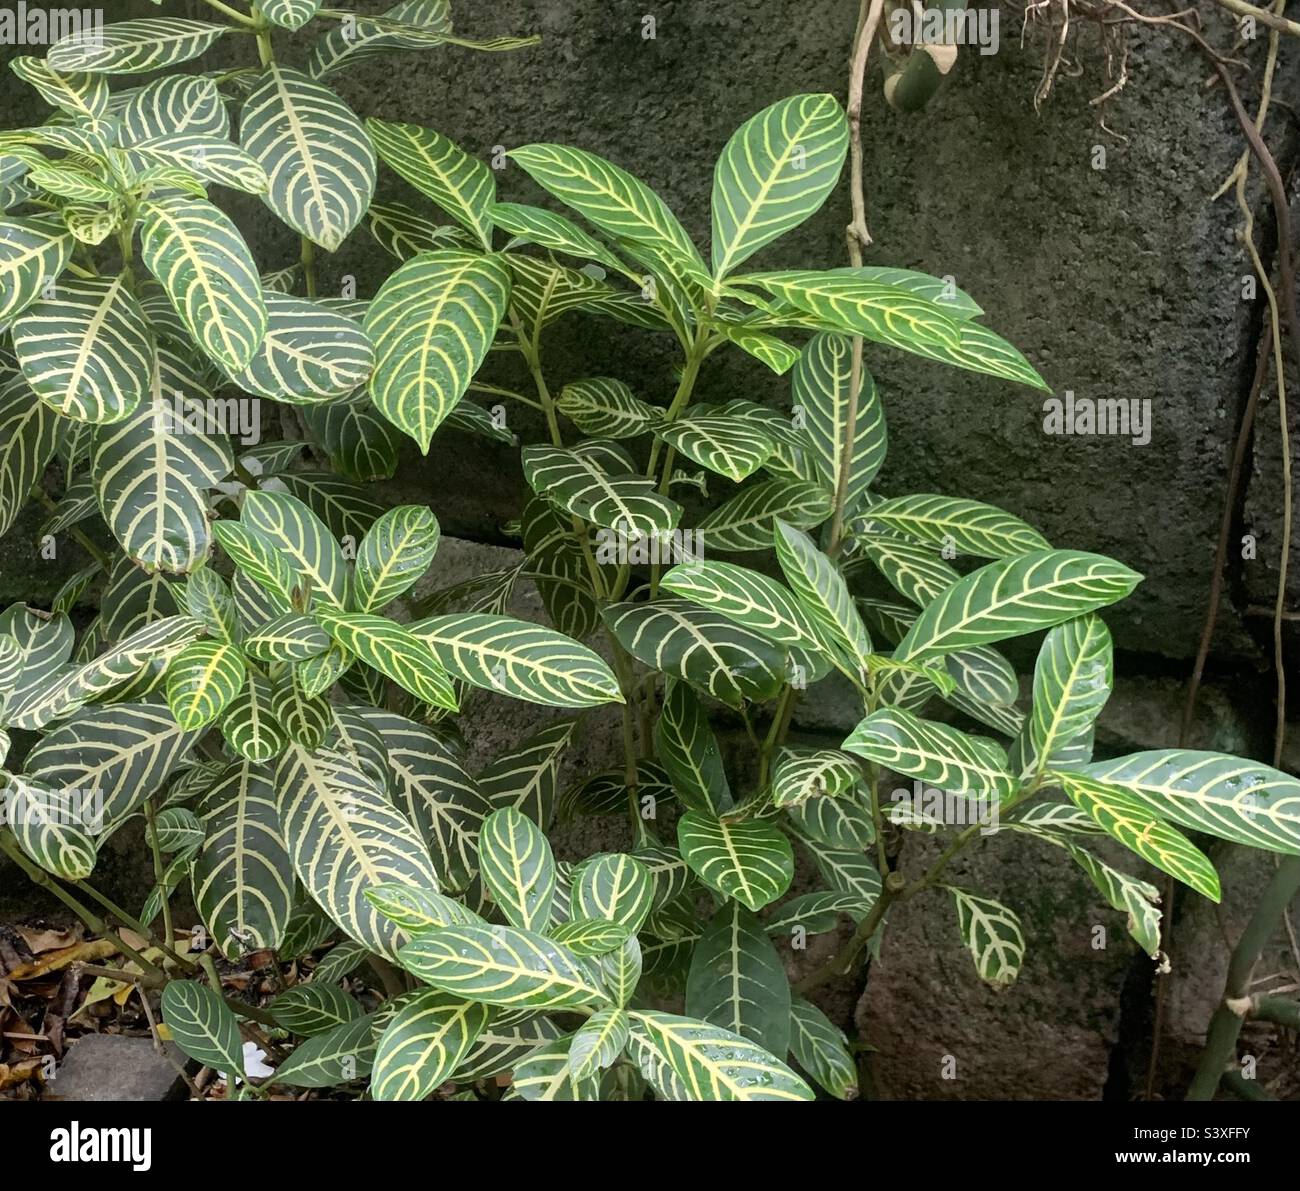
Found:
[1187,855,1300,1099]
[143,798,175,952]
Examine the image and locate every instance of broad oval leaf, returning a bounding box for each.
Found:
[138,196,266,371]
[13,275,151,424]
[569,1008,630,1080]
[946,885,1024,988]
[1,776,96,879]
[276,742,442,959]
[677,811,794,911]
[242,489,347,608]
[366,118,494,250]
[314,609,458,711]
[1056,770,1220,902]
[160,981,244,1075]
[626,1009,812,1102]
[269,982,359,1038]
[49,19,228,74]
[409,612,622,709]
[774,520,873,671]
[0,217,73,323]
[789,996,857,1100]
[240,65,376,251]
[399,924,607,1009]
[894,550,1143,661]
[1078,750,1300,857]
[686,900,791,1056]
[654,679,732,817]
[222,294,373,403]
[866,493,1050,560]
[0,374,59,538]
[365,250,510,451]
[696,479,832,553]
[843,707,1015,802]
[572,853,653,934]
[555,377,660,439]
[193,761,294,957]
[354,505,440,613]
[711,93,847,279]
[771,748,860,809]
[165,639,246,730]
[655,413,775,483]
[371,989,489,1101]
[479,807,556,931]
[603,598,785,708]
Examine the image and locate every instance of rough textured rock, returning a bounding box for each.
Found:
[46,1034,190,1102]
[856,826,1143,1100]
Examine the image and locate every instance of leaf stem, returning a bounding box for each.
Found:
[143,798,175,952]
[202,0,260,27]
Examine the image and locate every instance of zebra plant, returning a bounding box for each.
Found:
[0,4,1296,1105]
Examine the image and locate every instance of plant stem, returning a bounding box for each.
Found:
[143,798,175,952]
[202,0,259,26]
[0,832,169,981]
[32,486,112,572]
[301,237,317,298]
[1187,855,1300,1099]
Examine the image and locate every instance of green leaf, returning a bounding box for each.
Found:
[220,671,287,763]
[660,559,826,657]
[695,479,831,553]
[91,347,232,573]
[478,718,576,827]
[12,275,149,424]
[314,609,458,711]
[789,997,857,1100]
[767,891,868,935]
[1,777,96,879]
[9,55,108,119]
[866,493,1050,560]
[549,919,631,956]
[366,118,494,250]
[1055,771,1220,902]
[356,708,490,890]
[409,612,622,709]
[741,269,961,354]
[244,613,330,663]
[184,568,241,644]
[572,853,653,934]
[160,981,244,1075]
[354,506,440,613]
[1078,750,1300,856]
[787,789,875,851]
[894,550,1143,661]
[240,65,375,251]
[521,496,600,640]
[193,761,294,956]
[791,333,885,515]
[843,707,1015,801]
[603,598,786,708]
[774,520,872,670]
[269,982,359,1038]
[946,886,1024,987]
[371,989,489,1101]
[24,702,197,830]
[677,811,793,911]
[850,533,956,608]
[509,143,707,290]
[302,394,401,482]
[686,900,790,1056]
[243,489,347,608]
[262,0,322,30]
[522,441,681,540]
[555,377,661,439]
[1024,615,1111,773]
[49,19,228,74]
[455,1011,564,1081]
[306,0,453,78]
[711,93,847,279]
[165,639,246,730]
[490,201,624,272]
[507,1037,599,1101]
[654,679,733,817]
[221,294,373,403]
[138,196,266,372]
[399,924,607,1009]
[270,675,332,749]
[273,1013,377,1086]
[885,315,1049,391]
[364,882,483,931]
[626,1010,813,1101]
[368,199,466,261]
[771,748,860,809]
[655,413,775,482]
[365,250,511,451]
[479,807,556,931]
[118,76,229,144]
[124,135,267,195]
[0,374,58,538]
[276,742,442,959]
[569,1008,630,1080]
[0,217,73,323]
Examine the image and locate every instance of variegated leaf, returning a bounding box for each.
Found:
[946,886,1024,988]
[314,609,458,711]
[353,505,440,613]
[555,377,660,439]
[0,217,73,323]
[696,479,832,553]
[866,493,1050,560]
[372,988,489,1101]
[677,811,793,911]
[49,19,228,74]
[479,807,556,931]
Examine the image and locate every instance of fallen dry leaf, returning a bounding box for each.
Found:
[16,926,78,955]
[7,940,117,981]
[0,1058,44,1091]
